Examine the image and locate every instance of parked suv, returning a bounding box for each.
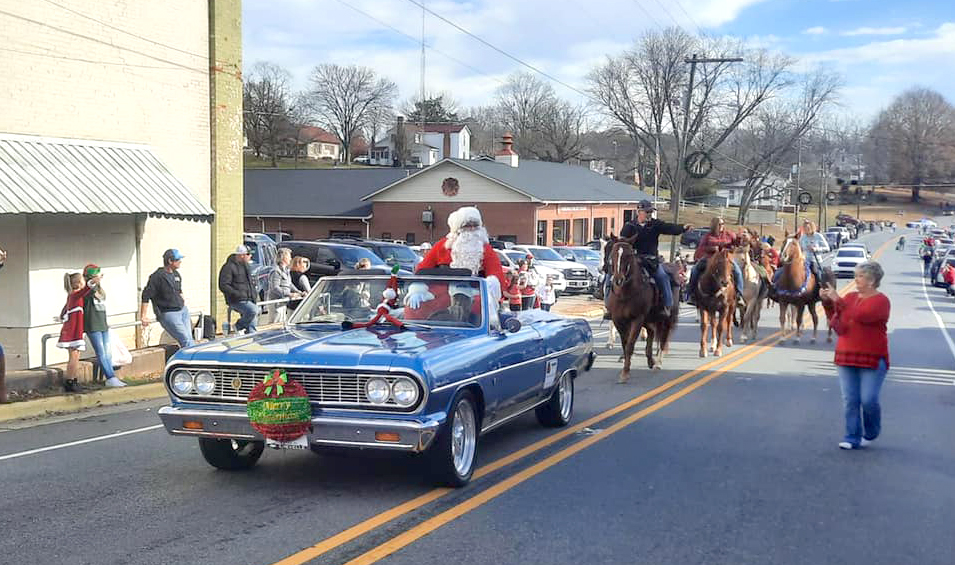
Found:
[282,241,402,284]
[320,237,421,272]
[511,245,592,292]
[554,246,602,281]
[498,250,567,294]
[243,232,277,299]
[680,228,709,249]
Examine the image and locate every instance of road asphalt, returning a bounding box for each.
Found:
[1,224,953,565]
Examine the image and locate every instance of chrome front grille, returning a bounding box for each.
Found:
[180,366,421,410]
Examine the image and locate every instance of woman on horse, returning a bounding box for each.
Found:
[687,217,744,305]
[774,219,825,286]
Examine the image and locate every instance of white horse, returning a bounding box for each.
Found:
[733,245,764,343]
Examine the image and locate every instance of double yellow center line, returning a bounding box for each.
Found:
[272,236,893,565]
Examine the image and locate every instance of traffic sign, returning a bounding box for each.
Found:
[748,209,777,224]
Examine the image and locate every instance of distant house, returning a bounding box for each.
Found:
[370,118,471,167]
[715,174,789,207]
[297,126,341,161]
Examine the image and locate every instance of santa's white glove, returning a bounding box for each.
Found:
[484,276,502,306]
[403,282,434,309]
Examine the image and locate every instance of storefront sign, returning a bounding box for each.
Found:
[558,206,586,212]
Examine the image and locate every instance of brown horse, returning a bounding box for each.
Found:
[774,233,821,343]
[694,248,736,357]
[603,237,676,382]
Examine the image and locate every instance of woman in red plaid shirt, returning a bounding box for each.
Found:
[821,261,890,450]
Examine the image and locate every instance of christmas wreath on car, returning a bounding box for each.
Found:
[246,369,311,442]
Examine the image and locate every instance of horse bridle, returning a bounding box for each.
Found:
[611,244,633,289]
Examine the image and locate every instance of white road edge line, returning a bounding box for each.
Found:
[920,272,955,365]
[0,424,163,462]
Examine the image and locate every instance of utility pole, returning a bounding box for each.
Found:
[794,142,801,233]
[654,133,661,202]
[669,54,743,259]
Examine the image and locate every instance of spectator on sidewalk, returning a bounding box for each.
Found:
[289,256,312,310]
[503,270,523,312]
[354,257,373,270]
[519,256,540,310]
[82,264,126,388]
[140,249,194,349]
[539,275,557,312]
[58,271,95,392]
[268,247,302,324]
[218,245,258,334]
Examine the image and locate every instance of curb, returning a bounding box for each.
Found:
[0,383,167,423]
[556,308,605,319]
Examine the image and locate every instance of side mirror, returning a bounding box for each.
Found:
[326,258,341,268]
[503,317,522,333]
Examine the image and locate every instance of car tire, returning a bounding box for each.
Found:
[198,438,265,471]
[535,371,574,428]
[427,391,479,487]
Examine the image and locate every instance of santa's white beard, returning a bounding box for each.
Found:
[448,227,489,275]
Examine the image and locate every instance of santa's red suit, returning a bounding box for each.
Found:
[416,239,506,289]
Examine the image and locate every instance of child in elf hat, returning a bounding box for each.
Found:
[83,264,126,388]
[58,271,95,392]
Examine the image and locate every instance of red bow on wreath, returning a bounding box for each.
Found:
[263,369,288,396]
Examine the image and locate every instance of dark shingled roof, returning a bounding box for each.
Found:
[244,168,410,218]
[364,157,653,202]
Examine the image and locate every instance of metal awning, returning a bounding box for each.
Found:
[0,133,214,221]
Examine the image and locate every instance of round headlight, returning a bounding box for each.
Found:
[194,371,215,395]
[171,370,194,395]
[391,379,418,407]
[365,378,390,404]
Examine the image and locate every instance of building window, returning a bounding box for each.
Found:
[593,218,606,240]
[381,232,392,240]
[552,220,569,245]
[611,217,615,231]
[571,218,588,246]
[537,220,547,245]
[405,232,415,244]
[623,209,634,224]
[497,234,517,243]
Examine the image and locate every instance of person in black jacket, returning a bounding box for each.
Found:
[218,245,259,334]
[140,249,193,348]
[615,200,691,318]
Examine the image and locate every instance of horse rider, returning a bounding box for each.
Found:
[611,200,691,319]
[774,219,825,287]
[687,217,744,305]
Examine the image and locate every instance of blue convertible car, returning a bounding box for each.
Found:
[158,273,594,486]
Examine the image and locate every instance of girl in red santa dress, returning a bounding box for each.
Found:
[58,271,96,392]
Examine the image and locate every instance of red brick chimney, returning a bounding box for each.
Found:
[495,132,519,167]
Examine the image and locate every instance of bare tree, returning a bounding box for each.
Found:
[865,87,955,201]
[243,61,294,167]
[588,27,795,218]
[464,105,506,156]
[307,64,397,164]
[364,102,394,163]
[726,68,842,223]
[495,72,588,162]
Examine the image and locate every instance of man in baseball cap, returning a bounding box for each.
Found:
[608,200,692,319]
[218,244,258,334]
[140,248,193,348]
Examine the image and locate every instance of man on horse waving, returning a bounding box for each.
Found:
[617,200,691,318]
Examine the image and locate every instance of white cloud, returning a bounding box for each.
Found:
[805,23,955,65]
[841,26,907,36]
[803,26,827,35]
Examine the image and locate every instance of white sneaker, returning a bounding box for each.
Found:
[861,438,873,447]
[105,377,128,388]
[838,441,855,450]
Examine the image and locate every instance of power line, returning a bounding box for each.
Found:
[647,0,687,31]
[38,0,210,61]
[669,0,706,36]
[0,8,206,74]
[628,0,663,29]
[401,0,590,98]
[0,45,198,70]
[333,0,505,87]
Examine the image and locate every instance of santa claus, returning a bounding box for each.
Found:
[404,206,505,310]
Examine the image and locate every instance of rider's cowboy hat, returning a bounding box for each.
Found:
[637,199,656,211]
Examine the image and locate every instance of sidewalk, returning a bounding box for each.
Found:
[552,294,604,319]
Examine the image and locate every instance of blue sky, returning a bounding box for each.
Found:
[243,0,955,121]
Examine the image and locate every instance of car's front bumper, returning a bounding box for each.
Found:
[158,406,443,452]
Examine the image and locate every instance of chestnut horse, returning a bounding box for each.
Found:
[604,237,676,382]
[774,233,821,343]
[694,248,736,357]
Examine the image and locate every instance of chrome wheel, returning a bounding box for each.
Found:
[451,400,477,477]
[558,374,573,422]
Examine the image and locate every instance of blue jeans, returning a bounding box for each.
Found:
[158,307,194,348]
[837,359,887,446]
[603,266,673,309]
[87,330,115,379]
[231,301,258,333]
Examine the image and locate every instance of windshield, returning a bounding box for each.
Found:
[333,246,386,267]
[574,249,601,261]
[504,251,524,263]
[378,245,419,263]
[289,276,484,328]
[525,247,564,261]
[838,249,865,258]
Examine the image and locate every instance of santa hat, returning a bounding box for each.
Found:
[447,206,483,233]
